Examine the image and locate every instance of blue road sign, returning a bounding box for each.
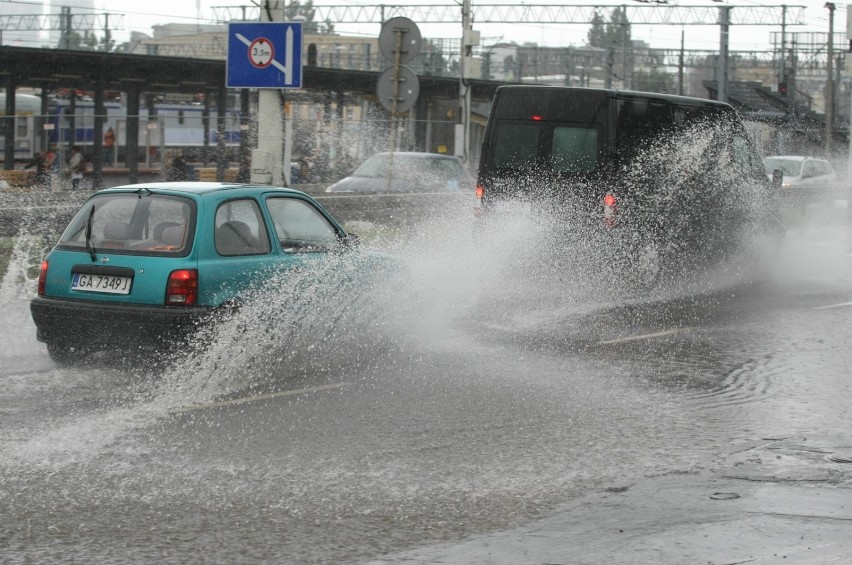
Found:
[227,22,303,89]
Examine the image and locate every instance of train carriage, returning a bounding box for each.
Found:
[0,92,41,163]
[1,93,242,163]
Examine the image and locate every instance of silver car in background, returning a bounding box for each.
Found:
[762,155,837,189]
[325,152,475,193]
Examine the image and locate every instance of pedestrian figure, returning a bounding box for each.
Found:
[24,150,50,187]
[44,146,57,173]
[103,127,115,166]
[168,152,189,181]
[66,145,84,190]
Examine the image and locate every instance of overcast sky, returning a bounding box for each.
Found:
[106,0,846,51]
[4,0,846,53]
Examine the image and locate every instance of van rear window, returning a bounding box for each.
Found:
[491,122,598,173]
[551,127,598,173]
[493,124,539,168]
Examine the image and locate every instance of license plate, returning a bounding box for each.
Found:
[71,273,132,294]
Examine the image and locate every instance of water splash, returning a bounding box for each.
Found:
[0,208,50,354]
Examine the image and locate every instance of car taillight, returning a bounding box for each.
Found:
[475,184,485,200]
[38,260,48,296]
[603,193,617,226]
[166,269,198,306]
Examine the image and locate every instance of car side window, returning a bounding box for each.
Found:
[265,197,339,252]
[731,133,765,179]
[214,199,271,256]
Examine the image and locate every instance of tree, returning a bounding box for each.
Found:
[421,39,450,76]
[82,31,98,50]
[633,68,676,94]
[320,18,335,35]
[286,0,318,33]
[586,7,631,51]
[587,7,632,87]
[586,10,608,48]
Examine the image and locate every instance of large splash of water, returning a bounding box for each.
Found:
[2,122,848,469]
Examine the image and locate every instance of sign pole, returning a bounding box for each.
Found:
[387,28,405,190]
[251,3,285,185]
[377,17,422,159]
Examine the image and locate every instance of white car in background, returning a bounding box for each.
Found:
[762,156,837,188]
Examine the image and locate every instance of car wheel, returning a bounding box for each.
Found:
[46,341,78,366]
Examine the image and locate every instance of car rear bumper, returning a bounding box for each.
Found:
[30,296,214,348]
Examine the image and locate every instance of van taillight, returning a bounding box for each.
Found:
[475,185,485,200]
[38,260,48,296]
[166,269,198,306]
[531,115,543,121]
[603,193,617,226]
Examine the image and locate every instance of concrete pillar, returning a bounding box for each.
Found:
[92,86,104,189]
[126,87,140,184]
[216,85,227,182]
[3,83,15,169]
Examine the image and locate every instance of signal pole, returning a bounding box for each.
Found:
[458,0,475,163]
[825,2,835,153]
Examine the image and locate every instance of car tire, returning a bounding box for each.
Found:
[46,341,77,366]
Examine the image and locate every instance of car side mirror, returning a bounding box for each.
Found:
[772,169,783,187]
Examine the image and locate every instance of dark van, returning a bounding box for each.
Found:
[475,85,779,285]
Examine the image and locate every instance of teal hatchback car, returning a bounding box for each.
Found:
[31,182,362,363]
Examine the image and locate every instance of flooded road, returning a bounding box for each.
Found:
[1,206,851,563]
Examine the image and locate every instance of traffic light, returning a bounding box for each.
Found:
[779,81,788,96]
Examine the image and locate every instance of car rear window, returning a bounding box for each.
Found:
[57,192,195,256]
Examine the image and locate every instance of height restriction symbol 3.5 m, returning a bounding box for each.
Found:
[227,22,303,89]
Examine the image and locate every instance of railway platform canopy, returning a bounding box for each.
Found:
[0,45,504,184]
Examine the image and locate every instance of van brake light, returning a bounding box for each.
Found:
[603,193,617,226]
[166,269,198,306]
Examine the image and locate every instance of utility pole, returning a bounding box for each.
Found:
[779,5,787,89]
[103,13,111,52]
[459,0,477,163]
[678,27,684,95]
[621,11,628,89]
[60,7,71,49]
[825,2,835,153]
[847,4,852,232]
[718,5,730,104]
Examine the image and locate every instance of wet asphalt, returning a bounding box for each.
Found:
[1,193,851,564]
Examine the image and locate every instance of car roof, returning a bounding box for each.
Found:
[763,156,828,163]
[102,182,308,196]
[369,152,460,160]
